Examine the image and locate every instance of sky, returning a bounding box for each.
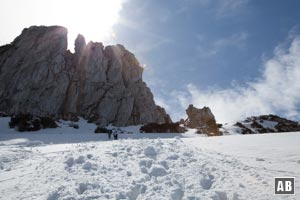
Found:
[0,0,300,123]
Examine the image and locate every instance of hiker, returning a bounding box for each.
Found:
[113,130,118,140]
[108,130,112,139]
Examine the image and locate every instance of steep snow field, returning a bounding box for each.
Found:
[0,118,299,200]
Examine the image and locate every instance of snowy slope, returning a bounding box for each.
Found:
[0,118,300,200]
[0,117,199,145]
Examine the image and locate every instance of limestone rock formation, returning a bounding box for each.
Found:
[184,104,220,136]
[233,114,300,134]
[0,25,171,127]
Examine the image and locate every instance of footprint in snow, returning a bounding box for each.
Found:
[143,146,157,157]
[171,187,184,200]
[75,156,85,164]
[167,154,179,160]
[200,174,214,190]
[149,165,168,177]
[65,157,75,167]
[211,191,228,200]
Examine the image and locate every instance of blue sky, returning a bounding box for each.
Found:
[111,0,300,122]
[1,0,300,123]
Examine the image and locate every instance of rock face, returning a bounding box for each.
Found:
[233,114,300,134]
[0,25,171,126]
[184,104,220,136]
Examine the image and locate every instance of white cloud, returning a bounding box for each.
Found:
[170,36,300,123]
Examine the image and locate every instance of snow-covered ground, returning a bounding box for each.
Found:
[0,117,299,199]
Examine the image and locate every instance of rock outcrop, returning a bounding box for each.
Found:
[184,104,220,136]
[9,114,58,132]
[232,114,300,134]
[0,25,171,127]
[140,122,187,133]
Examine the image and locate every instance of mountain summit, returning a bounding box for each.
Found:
[0,25,170,126]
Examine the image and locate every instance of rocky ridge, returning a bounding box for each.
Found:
[0,25,170,127]
[228,114,300,134]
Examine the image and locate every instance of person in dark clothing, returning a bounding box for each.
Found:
[108,131,112,139]
[113,130,118,140]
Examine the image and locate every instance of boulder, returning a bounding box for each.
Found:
[184,104,220,136]
[9,114,57,132]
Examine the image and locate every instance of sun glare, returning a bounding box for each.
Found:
[0,0,124,49]
[46,0,123,50]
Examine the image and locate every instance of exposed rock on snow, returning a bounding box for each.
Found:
[184,104,220,136]
[140,122,186,133]
[0,25,170,127]
[94,127,112,134]
[9,114,57,132]
[232,114,300,134]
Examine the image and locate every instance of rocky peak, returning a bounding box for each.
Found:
[0,25,170,127]
[74,34,86,59]
[232,114,300,134]
[186,105,214,121]
[185,104,220,136]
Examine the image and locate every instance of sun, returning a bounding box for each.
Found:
[0,0,124,49]
[46,0,124,49]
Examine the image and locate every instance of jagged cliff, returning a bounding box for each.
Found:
[0,25,171,126]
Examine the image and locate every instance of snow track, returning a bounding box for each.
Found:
[1,133,300,199]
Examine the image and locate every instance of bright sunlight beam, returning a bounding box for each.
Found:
[0,0,124,50]
[53,0,123,49]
